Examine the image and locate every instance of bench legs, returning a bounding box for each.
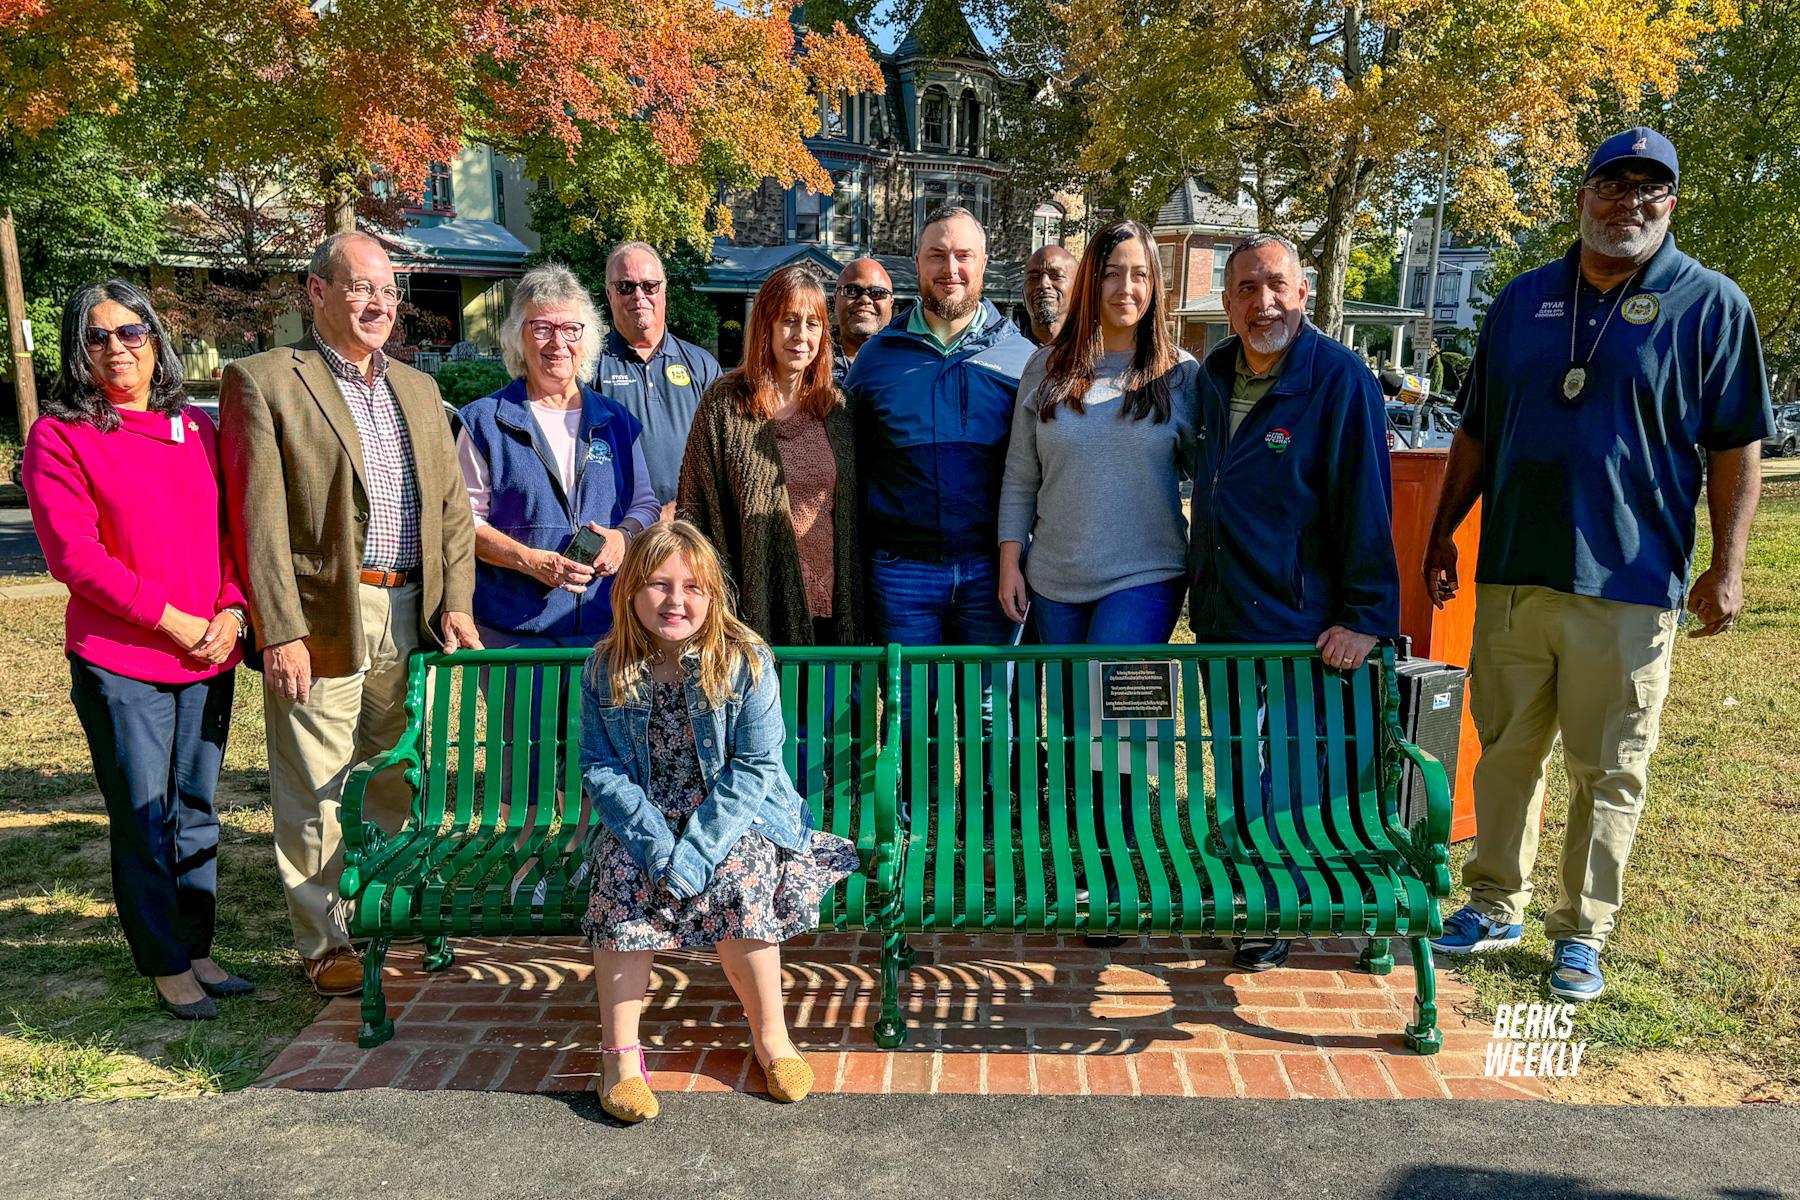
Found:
[873,931,912,1049]
[1357,936,1395,976]
[422,936,455,973]
[1404,937,1443,1055]
[358,935,396,1049]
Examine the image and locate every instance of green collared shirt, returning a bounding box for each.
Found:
[907,301,988,355]
[1230,348,1285,439]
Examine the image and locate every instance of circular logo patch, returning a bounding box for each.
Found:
[665,363,692,387]
[1622,295,1659,325]
[1265,428,1291,454]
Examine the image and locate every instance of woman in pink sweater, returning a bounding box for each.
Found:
[22,279,253,1021]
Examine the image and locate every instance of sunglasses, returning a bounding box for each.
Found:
[609,279,664,297]
[837,284,893,302]
[84,323,153,351]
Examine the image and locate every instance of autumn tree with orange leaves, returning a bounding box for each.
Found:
[2,0,881,246]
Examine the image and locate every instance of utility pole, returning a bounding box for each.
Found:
[1416,142,1450,379]
[1,207,37,434]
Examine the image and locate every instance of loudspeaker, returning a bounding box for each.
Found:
[1394,656,1467,830]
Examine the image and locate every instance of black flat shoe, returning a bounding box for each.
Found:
[198,973,256,999]
[155,991,218,1021]
[1231,938,1290,972]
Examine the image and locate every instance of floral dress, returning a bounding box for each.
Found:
[583,680,859,952]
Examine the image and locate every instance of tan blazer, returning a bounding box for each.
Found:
[218,336,476,678]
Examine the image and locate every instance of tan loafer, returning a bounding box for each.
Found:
[599,1046,659,1124]
[764,1056,815,1104]
[304,949,364,997]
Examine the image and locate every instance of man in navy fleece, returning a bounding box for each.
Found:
[846,205,1036,650]
[1188,232,1401,971]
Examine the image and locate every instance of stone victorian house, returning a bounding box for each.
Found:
[702,4,1081,362]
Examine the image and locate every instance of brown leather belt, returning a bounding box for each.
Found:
[358,568,413,588]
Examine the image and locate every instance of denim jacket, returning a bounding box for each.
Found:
[580,642,813,899]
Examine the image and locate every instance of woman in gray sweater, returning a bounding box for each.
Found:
[997,219,1197,644]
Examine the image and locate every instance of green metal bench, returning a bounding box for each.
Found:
[341,643,1450,1055]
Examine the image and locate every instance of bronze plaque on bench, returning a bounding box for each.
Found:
[1099,660,1178,722]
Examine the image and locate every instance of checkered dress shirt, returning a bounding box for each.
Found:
[315,334,422,570]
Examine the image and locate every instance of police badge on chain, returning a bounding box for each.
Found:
[1560,365,1588,401]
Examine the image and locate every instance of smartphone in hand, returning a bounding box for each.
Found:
[563,525,606,564]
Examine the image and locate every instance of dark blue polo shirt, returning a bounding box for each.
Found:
[1464,235,1773,610]
[594,329,721,503]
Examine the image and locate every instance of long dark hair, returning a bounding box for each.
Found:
[1038,220,1178,423]
[48,279,188,432]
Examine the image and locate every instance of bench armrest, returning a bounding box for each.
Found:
[1385,740,1454,897]
[340,655,429,896]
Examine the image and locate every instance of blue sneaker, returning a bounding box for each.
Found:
[1429,905,1524,955]
[1548,940,1605,1002]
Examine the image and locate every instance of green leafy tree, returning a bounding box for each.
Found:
[1344,235,1400,306]
[0,117,162,298]
[525,188,718,350]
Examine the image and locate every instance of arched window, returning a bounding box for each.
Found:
[1030,202,1064,251]
[958,91,981,154]
[921,89,948,148]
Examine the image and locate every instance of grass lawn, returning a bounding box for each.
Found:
[0,479,1796,1104]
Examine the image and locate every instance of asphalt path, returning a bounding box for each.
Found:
[1,1090,1794,1200]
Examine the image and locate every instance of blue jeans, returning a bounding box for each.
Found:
[68,656,234,978]
[1028,578,1186,646]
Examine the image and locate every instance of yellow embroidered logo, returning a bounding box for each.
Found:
[1621,295,1659,325]
[665,363,692,387]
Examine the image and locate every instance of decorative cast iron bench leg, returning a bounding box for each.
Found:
[1358,936,1395,976]
[873,930,909,1048]
[1404,936,1443,1055]
[896,939,917,972]
[422,936,455,973]
[357,934,396,1048]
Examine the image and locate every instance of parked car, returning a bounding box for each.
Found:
[1385,401,1459,451]
[1763,403,1800,458]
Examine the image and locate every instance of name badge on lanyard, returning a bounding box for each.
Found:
[170,415,186,444]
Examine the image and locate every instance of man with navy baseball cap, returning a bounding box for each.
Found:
[1421,129,1773,1001]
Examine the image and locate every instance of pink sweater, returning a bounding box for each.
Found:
[23,405,245,684]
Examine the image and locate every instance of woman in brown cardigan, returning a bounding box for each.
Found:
[676,265,864,647]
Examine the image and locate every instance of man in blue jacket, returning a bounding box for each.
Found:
[1189,232,1401,970]
[845,205,1036,649]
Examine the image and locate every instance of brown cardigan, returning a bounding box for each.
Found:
[675,375,865,646]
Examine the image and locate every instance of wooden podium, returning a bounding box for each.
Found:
[1389,450,1481,841]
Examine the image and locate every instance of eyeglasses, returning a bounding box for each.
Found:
[1581,179,1676,204]
[528,319,586,344]
[84,323,152,350]
[609,279,664,297]
[836,284,893,302]
[343,279,403,305]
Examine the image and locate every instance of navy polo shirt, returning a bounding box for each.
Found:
[1464,235,1773,610]
[594,329,721,503]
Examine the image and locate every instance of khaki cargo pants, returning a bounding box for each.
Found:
[1462,584,1678,950]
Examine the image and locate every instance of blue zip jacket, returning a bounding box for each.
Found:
[580,643,814,900]
[458,377,642,638]
[1187,321,1400,643]
[845,300,1036,561]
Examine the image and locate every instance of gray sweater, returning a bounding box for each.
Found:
[997,346,1198,604]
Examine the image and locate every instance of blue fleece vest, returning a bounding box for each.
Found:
[459,378,642,637]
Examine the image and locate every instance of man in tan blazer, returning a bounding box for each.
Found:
[220,231,481,996]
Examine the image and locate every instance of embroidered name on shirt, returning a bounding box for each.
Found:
[1535,300,1566,318]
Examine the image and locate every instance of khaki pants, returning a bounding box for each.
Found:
[265,583,420,959]
[1463,584,1678,949]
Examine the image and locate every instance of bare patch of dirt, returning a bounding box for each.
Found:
[1552,1050,1798,1106]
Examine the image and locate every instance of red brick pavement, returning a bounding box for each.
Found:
[255,934,1547,1101]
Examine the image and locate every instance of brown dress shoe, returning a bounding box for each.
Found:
[304,949,364,996]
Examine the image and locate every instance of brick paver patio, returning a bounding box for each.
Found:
[256,934,1546,1101]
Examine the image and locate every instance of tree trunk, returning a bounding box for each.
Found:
[1311,166,1360,341]
[321,162,357,235]
[1,207,38,434]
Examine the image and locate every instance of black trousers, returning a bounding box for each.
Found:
[68,656,234,978]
